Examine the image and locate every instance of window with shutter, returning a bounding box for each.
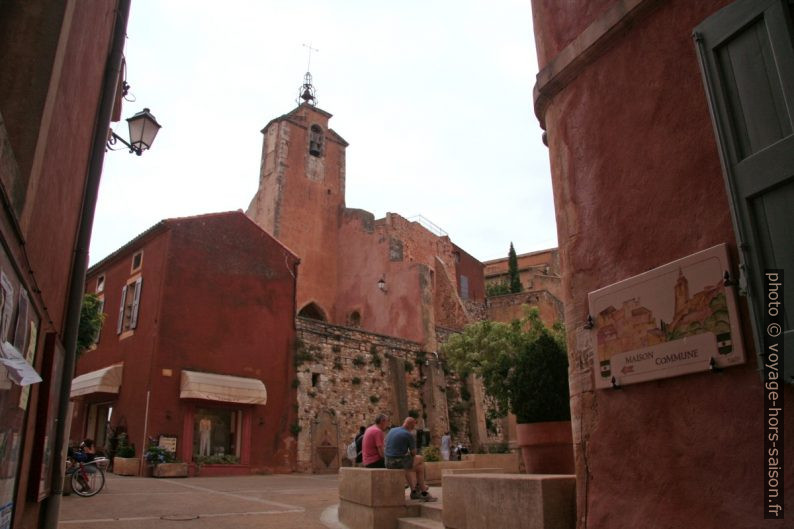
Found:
[695,0,794,383]
[118,276,143,337]
[116,285,127,335]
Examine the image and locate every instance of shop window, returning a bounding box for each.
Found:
[117,277,142,335]
[193,408,242,463]
[309,124,324,157]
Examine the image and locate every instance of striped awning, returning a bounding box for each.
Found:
[70,364,123,398]
[179,370,267,405]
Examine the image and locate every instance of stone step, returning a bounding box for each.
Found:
[420,502,443,522]
[397,516,445,529]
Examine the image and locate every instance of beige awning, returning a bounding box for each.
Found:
[70,364,123,398]
[180,370,267,405]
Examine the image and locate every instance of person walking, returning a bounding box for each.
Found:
[440,431,451,461]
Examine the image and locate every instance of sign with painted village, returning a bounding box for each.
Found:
[588,243,745,389]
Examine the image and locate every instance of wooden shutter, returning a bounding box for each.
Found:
[116,285,127,334]
[695,0,794,382]
[129,277,143,329]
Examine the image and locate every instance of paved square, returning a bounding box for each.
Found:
[58,473,343,529]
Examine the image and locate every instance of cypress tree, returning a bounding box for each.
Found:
[508,242,521,293]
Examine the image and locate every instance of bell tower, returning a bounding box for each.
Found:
[246,71,348,322]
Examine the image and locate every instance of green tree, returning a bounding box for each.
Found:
[77,293,105,357]
[441,307,569,424]
[508,242,521,293]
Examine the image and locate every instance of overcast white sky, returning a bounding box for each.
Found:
[91,0,557,266]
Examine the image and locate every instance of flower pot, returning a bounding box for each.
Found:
[515,421,574,474]
[113,456,141,476]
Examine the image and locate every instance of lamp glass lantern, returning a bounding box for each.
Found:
[126,107,161,154]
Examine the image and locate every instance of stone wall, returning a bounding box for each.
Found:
[295,317,440,471]
[486,289,563,327]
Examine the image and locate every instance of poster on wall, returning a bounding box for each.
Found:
[588,243,745,389]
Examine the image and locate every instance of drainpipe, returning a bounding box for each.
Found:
[41,1,131,527]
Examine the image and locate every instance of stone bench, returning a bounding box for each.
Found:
[442,473,576,529]
[462,452,521,474]
[442,467,503,477]
[338,468,420,529]
[424,460,475,485]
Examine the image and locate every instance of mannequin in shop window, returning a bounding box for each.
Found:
[199,418,212,456]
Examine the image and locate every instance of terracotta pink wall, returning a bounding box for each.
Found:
[76,226,170,457]
[76,213,299,473]
[249,105,344,320]
[533,1,793,528]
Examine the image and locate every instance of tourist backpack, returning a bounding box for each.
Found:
[346,439,357,461]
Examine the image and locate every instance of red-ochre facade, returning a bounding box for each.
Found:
[71,212,299,474]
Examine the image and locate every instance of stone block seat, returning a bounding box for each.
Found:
[442,473,575,529]
[338,468,421,529]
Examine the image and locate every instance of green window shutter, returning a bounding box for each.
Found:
[117,285,127,335]
[695,0,794,383]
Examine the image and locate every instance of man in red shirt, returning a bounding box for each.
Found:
[361,413,389,468]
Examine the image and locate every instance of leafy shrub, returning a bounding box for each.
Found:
[421,445,441,462]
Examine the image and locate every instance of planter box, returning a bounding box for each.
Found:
[153,462,188,478]
[113,456,141,476]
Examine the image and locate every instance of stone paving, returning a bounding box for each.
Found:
[58,472,345,529]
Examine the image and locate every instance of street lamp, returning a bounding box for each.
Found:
[107,107,161,155]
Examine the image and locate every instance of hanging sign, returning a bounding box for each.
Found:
[588,243,745,389]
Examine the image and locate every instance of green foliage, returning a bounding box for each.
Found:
[485,281,511,297]
[508,242,522,293]
[290,423,302,436]
[77,293,105,356]
[459,384,471,401]
[144,444,175,465]
[404,360,414,373]
[370,351,382,368]
[115,432,135,458]
[291,378,300,388]
[351,376,361,385]
[352,355,366,367]
[333,358,343,370]
[421,445,441,462]
[369,394,380,404]
[441,307,570,424]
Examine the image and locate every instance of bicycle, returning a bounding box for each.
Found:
[66,456,109,497]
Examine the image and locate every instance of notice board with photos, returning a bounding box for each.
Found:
[588,243,745,389]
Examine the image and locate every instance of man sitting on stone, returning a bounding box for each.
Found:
[384,417,437,501]
[362,413,388,468]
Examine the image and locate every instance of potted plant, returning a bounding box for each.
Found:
[112,433,140,476]
[145,440,188,478]
[442,306,573,474]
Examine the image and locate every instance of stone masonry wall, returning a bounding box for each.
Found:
[296,317,435,471]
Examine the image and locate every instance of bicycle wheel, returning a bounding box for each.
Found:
[71,467,105,497]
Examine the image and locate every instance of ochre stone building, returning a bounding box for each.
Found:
[532,0,792,527]
[71,212,299,475]
[483,248,563,326]
[247,103,484,352]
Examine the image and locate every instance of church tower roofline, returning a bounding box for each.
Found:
[260,104,348,146]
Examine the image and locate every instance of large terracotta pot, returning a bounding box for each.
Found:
[515,420,574,474]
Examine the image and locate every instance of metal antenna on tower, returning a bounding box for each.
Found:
[298,42,319,106]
